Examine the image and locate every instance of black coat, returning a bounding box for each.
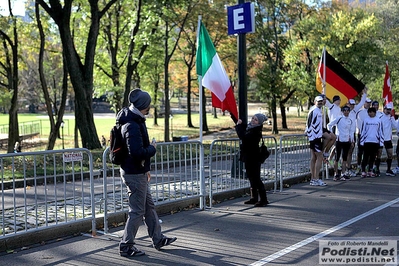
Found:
[235,123,262,163]
[116,107,156,174]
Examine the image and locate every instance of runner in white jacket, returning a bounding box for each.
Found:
[375,103,397,176]
[359,107,384,177]
[327,106,356,180]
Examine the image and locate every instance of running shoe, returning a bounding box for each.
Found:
[361,172,367,178]
[317,179,327,186]
[367,172,376,177]
[310,179,319,186]
[386,169,396,176]
[154,236,177,251]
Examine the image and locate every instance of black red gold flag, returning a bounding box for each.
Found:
[316,50,364,106]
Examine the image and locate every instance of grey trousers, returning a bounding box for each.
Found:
[119,173,163,251]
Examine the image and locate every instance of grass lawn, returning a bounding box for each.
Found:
[0,111,235,151]
[0,106,307,152]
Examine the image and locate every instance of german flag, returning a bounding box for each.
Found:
[316,50,364,106]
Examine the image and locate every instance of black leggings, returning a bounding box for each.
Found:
[245,160,266,195]
[361,143,380,172]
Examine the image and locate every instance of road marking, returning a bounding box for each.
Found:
[250,197,399,266]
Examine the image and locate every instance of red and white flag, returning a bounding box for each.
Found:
[382,61,395,116]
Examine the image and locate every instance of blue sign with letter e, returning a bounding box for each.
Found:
[227,2,255,35]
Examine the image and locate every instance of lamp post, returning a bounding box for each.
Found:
[61,121,65,149]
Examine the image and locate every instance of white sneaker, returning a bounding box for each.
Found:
[310,179,319,186]
[317,179,327,186]
[393,167,399,174]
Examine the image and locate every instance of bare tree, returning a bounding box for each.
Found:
[0,2,20,153]
[37,0,117,149]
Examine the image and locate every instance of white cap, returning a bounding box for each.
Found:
[384,103,393,109]
[349,99,356,104]
[366,98,372,103]
[314,95,324,102]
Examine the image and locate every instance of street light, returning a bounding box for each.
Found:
[61,121,65,149]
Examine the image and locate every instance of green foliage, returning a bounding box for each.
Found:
[283,2,384,104]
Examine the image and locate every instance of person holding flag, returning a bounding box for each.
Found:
[235,114,269,207]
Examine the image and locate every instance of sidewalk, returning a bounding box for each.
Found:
[1,163,399,266]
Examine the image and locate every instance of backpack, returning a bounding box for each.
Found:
[109,123,128,165]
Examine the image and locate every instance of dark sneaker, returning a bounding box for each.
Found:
[244,198,257,204]
[386,170,396,176]
[120,246,146,257]
[154,237,177,251]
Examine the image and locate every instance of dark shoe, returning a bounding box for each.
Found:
[254,200,269,207]
[154,237,177,251]
[120,246,146,257]
[244,198,258,204]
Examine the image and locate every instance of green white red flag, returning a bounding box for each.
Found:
[196,21,238,121]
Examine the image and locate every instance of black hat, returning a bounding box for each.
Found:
[332,95,340,102]
[129,89,151,111]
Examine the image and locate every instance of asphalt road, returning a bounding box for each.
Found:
[1,162,399,266]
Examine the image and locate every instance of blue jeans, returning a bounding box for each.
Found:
[119,173,163,252]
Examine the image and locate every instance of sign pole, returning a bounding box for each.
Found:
[237,0,247,122]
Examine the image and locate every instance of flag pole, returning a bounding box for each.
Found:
[196,15,206,210]
[322,47,326,95]
[321,47,328,179]
[322,47,326,128]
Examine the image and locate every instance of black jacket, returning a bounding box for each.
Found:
[235,123,262,163]
[116,107,156,174]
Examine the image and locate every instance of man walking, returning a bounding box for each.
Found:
[117,88,176,257]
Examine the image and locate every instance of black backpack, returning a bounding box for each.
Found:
[109,123,128,165]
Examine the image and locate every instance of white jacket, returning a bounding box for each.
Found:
[327,115,355,142]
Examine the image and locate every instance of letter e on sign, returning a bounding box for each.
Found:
[227,2,255,35]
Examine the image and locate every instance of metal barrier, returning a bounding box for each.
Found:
[278,134,311,191]
[207,136,278,208]
[0,149,96,239]
[8,133,391,240]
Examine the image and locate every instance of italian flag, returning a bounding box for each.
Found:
[196,21,238,121]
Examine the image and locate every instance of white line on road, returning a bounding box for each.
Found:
[250,197,399,266]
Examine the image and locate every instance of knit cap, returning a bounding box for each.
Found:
[254,113,267,124]
[129,89,151,110]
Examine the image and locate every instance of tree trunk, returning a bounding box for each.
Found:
[37,0,118,149]
[280,103,287,129]
[186,64,194,128]
[271,95,278,134]
[2,15,20,153]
